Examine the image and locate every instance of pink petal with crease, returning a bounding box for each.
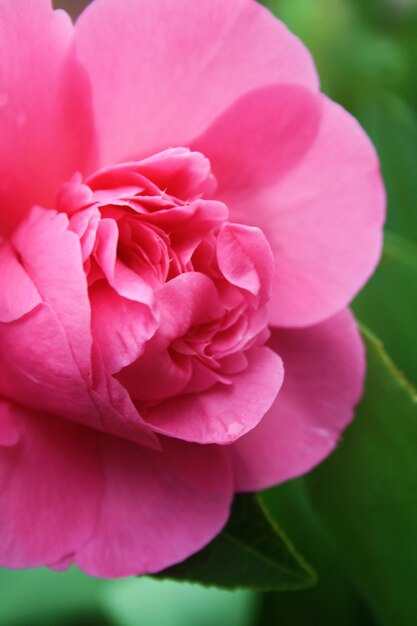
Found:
[75,436,233,577]
[198,88,385,326]
[229,310,365,491]
[0,241,41,322]
[143,347,284,445]
[0,403,100,568]
[217,223,273,301]
[0,400,20,447]
[0,0,96,235]
[74,0,318,165]
[90,281,158,374]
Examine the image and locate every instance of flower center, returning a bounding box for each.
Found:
[56,147,273,404]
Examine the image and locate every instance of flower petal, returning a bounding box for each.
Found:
[0,403,100,568]
[200,90,385,327]
[217,223,274,302]
[0,0,96,235]
[90,281,158,375]
[154,272,225,345]
[74,0,318,165]
[263,98,385,326]
[0,302,158,448]
[0,400,20,447]
[1,207,158,448]
[75,436,233,577]
[228,310,365,491]
[192,83,321,198]
[0,240,41,322]
[12,207,92,379]
[143,347,284,445]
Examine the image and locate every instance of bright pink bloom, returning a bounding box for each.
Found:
[0,0,384,577]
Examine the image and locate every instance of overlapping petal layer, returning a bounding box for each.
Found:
[75,436,233,577]
[74,0,318,165]
[0,402,100,568]
[192,86,385,327]
[229,310,365,491]
[0,208,158,448]
[0,0,96,235]
[0,402,233,577]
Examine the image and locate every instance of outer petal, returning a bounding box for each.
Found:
[12,207,92,378]
[0,303,157,449]
[0,400,19,447]
[0,402,100,568]
[142,347,284,445]
[192,84,321,198]
[198,90,385,326]
[74,0,318,165]
[75,436,233,577]
[228,310,365,491]
[0,0,96,235]
[0,207,158,448]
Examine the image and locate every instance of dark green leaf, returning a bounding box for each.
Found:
[349,0,417,29]
[353,232,417,385]
[306,326,417,626]
[159,494,316,591]
[357,94,417,244]
[257,480,376,626]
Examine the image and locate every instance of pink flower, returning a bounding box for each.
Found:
[0,0,384,578]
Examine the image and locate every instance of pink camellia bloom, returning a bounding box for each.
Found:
[0,0,384,577]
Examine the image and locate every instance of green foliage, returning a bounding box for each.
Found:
[0,567,110,626]
[259,327,417,626]
[0,568,256,626]
[263,0,415,106]
[160,494,316,591]
[353,233,417,385]
[306,328,417,626]
[259,480,376,626]
[253,9,417,598]
[357,94,417,243]
[102,578,257,626]
[256,4,417,624]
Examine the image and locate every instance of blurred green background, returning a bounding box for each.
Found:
[2,0,416,624]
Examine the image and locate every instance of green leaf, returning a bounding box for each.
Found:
[262,0,407,104]
[261,0,355,99]
[353,232,417,386]
[258,480,376,626]
[349,0,417,29]
[357,94,417,244]
[159,493,316,591]
[306,326,417,626]
[102,577,257,626]
[0,568,255,626]
[0,567,111,626]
